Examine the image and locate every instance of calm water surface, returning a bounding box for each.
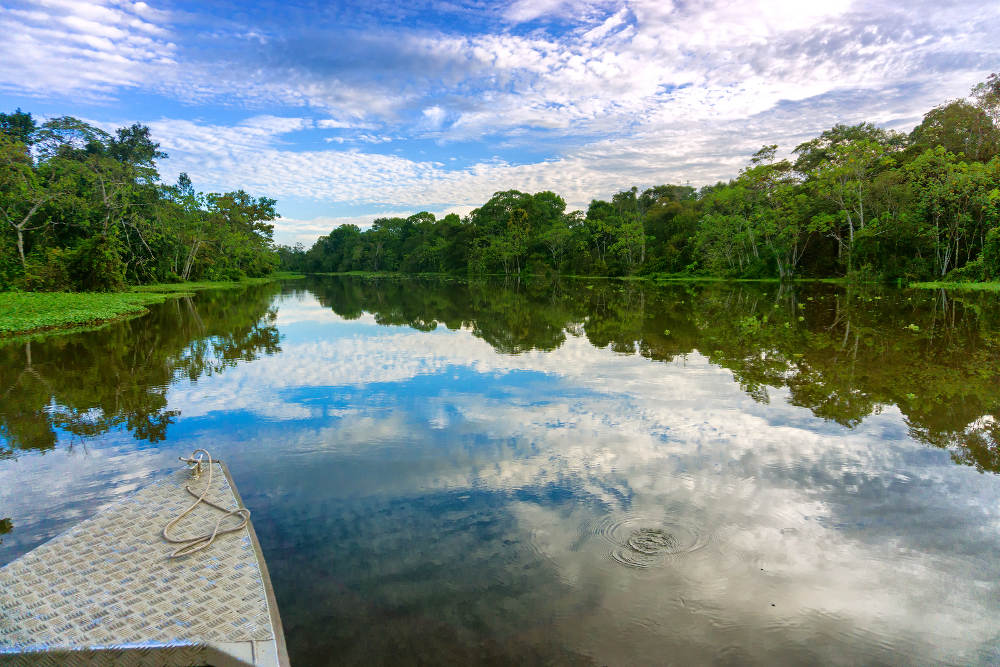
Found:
[2,277,999,664]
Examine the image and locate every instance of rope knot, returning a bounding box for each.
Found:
[162,449,250,559]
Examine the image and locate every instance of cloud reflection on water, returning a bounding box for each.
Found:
[2,280,999,664]
[166,291,1000,662]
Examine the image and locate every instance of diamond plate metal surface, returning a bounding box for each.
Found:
[0,642,217,667]
[0,463,275,660]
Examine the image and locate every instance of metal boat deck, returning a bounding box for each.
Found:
[0,461,288,666]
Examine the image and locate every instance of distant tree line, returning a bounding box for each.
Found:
[280,75,1000,282]
[1,113,279,291]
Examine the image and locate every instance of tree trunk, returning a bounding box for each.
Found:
[182,240,202,281]
[15,227,25,267]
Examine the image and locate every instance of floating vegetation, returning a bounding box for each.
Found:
[0,292,185,336]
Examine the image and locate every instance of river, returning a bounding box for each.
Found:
[1,276,998,664]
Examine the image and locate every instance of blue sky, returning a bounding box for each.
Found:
[1,0,997,245]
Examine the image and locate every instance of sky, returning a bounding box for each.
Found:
[1,0,998,246]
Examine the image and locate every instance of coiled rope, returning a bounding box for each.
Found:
[161,449,250,558]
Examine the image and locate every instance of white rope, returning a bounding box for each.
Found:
[161,449,250,559]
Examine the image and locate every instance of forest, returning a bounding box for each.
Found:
[4,75,999,291]
[0,113,279,291]
[280,75,1000,283]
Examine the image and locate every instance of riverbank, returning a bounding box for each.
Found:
[308,270,788,281]
[909,281,1000,292]
[0,291,188,337]
[308,271,1000,291]
[131,272,304,293]
[0,273,305,337]
[303,271,848,285]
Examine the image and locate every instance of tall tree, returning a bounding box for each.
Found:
[807,139,894,272]
[0,136,74,268]
[0,109,36,145]
[910,100,1000,162]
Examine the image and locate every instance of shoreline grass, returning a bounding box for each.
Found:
[0,272,306,337]
[304,272,996,291]
[304,271,851,285]
[0,291,189,338]
[909,281,1000,292]
[131,272,305,293]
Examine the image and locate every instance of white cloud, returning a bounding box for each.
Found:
[148,113,746,221]
[421,105,447,129]
[581,7,629,42]
[273,212,414,246]
[0,0,175,98]
[239,115,313,135]
[317,118,377,130]
[317,119,354,129]
[504,0,612,24]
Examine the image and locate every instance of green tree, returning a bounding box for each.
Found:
[807,139,894,273]
[910,100,1000,162]
[538,211,580,270]
[0,109,36,145]
[0,136,60,268]
[793,122,905,175]
[906,148,1000,277]
[971,73,1000,126]
[738,146,811,278]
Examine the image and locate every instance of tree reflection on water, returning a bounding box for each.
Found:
[0,283,282,457]
[308,276,1000,473]
[1,277,996,474]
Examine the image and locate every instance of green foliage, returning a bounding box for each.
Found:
[0,112,280,293]
[983,226,1000,280]
[0,233,21,289]
[0,291,182,335]
[910,280,1000,292]
[944,257,985,282]
[909,100,1000,162]
[70,234,127,292]
[131,275,293,293]
[286,75,1000,284]
[0,109,35,145]
[0,276,297,337]
[792,122,907,174]
[20,247,73,291]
